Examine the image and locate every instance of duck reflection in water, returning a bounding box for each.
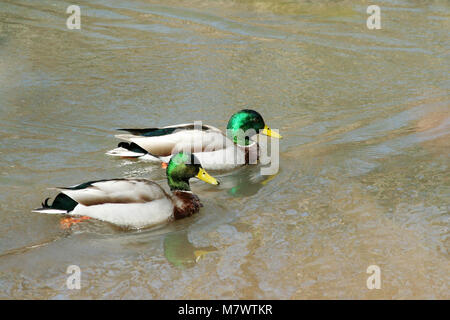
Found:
[217,165,279,198]
[163,231,216,268]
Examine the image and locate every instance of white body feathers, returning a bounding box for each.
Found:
[70,200,174,229]
[106,123,258,170]
[33,179,176,229]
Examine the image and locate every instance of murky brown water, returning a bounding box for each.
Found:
[0,0,449,299]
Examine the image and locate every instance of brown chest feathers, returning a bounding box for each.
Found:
[172,191,203,220]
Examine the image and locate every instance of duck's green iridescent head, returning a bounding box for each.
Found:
[166,152,219,191]
[226,109,282,146]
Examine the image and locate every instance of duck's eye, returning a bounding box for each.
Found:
[203,172,205,175]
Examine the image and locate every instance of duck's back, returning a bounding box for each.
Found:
[115,123,227,156]
[62,179,174,229]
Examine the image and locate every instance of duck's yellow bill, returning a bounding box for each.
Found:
[261,125,282,139]
[197,168,219,185]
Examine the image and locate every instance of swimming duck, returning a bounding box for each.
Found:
[32,152,219,229]
[106,109,282,171]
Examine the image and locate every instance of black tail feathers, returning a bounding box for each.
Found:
[41,193,78,212]
[118,142,149,155]
[42,197,52,208]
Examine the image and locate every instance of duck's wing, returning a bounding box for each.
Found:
[115,123,227,156]
[117,123,221,137]
[56,179,168,206]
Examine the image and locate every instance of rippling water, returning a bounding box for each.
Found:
[0,0,448,299]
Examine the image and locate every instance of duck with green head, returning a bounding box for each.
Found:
[33,152,219,229]
[107,109,282,170]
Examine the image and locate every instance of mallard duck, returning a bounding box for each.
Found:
[32,152,219,229]
[106,109,282,170]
